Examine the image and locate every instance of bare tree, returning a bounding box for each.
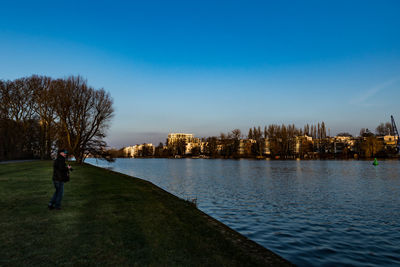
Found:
[54,76,114,163]
[375,122,393,136]
[0,78,39,160]
[29,75,58,159]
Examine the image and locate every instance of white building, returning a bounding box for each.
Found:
[123,143,154,157]
[167,133,198,144]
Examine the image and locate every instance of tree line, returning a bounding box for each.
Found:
[119,121,397,159]
[0,75,114,163]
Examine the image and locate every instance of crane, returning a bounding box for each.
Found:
[391,115,400,153]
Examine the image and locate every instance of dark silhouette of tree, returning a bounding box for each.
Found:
[154,142,165,157]
[248,128,253,140]
[360,128,374,137]
[190,146,201,156]
[140,144,154,157]
[337,132,353,137]
[1,75,115,162]
[0,78,40,160]
[375,122,393,136]
[361,136,383,158]
[204,137,218,157]
[29,75,57,159]
[54,76,114,163]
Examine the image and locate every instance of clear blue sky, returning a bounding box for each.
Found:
[1,0,399,147]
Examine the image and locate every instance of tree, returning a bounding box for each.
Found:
[230,129,242,158]
[247,128,253,139]
[30,75,57,159]
[0,75,115,162]
[361,136,383,158]
[337,132,353,137]
[249,126,264,157]
[141,144,154,157]
[375,122,393,136]
[54,76,114,163]
[174,139,187,156]
[204,137,218,157]
[360,128,374,137]
[154,142,165,157]
[321,122,327,138]
[191,146,201,156]
[0,78,39,160]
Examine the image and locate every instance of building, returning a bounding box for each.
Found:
[167,133,202,155]
[333,136,356,154]
[167,133,197,144]
[238,139,256,156]
[123,143,154,157]
[382,135,398,145]
[294,135,313,154]
[185,142,203,154]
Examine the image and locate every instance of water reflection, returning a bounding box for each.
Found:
[86,158,400,267]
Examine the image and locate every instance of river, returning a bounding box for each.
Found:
[85,158,400,266]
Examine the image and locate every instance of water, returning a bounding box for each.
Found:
[86,158,400,266]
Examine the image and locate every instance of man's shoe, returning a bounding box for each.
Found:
[48,205,54,210]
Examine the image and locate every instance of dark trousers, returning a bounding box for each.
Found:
[49,180,64,208]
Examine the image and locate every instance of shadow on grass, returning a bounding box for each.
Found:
[45,163,150,265]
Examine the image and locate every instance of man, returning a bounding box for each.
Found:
[48,149,71,210]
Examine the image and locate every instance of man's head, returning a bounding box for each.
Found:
[58,149,68,157]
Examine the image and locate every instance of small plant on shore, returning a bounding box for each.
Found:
[186,198,198,208]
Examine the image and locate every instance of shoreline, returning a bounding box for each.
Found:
[85,156,400,161]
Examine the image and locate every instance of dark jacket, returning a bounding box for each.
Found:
[53,155,69,182]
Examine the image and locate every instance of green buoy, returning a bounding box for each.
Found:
[373,158,379,166]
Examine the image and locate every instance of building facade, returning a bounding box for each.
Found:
[123,143,154,157]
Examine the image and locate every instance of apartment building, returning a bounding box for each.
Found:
[167,133,196,144]
[123,143,154,157]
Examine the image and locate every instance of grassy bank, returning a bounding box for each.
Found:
[0,161,292,266]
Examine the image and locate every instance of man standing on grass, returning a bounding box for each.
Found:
[48,149,71,210]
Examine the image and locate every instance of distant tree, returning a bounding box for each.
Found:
[176,139,187,156]
[321,122,327,138]
[375,122,393,136]
[154,142,165,157]
[218,130,240,158]
[249,126,264,157]
[141,144,154,157]
[231,129,242,140]
[247,128,253,139]
[263,126,268,139]
[361,136,383,158]
[304,124,310,136]
[107,148,125,158]
[230,129,242,158]
[204,137,218,157]
[360,128,374,137]
[190,146,201,156]
[337,132,353,137]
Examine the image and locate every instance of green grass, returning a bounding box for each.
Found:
[0,161,292,266]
